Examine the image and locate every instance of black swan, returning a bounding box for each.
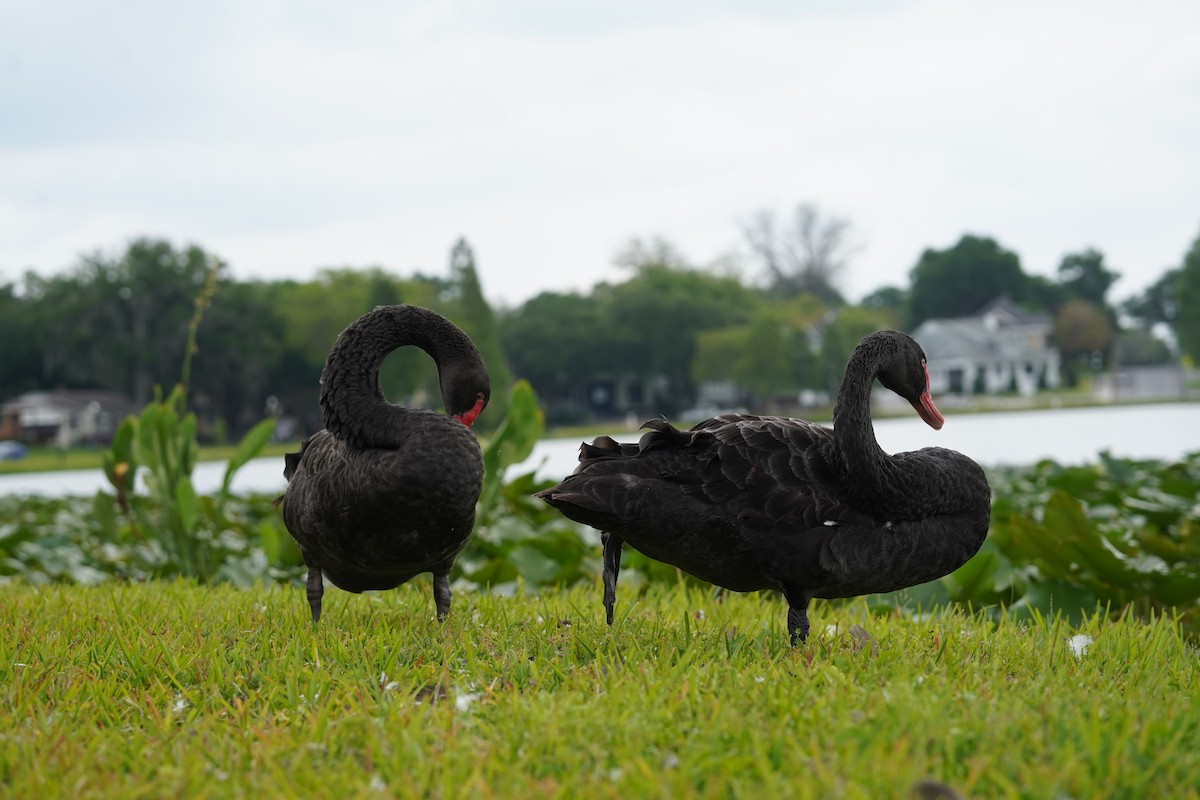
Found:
[537,330,991,644]
[279,305,490,623]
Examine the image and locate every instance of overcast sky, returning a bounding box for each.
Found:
[2,0,1198,308]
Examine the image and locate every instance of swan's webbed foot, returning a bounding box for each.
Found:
[433,571,452,622]
[601,531,624,626]
[306,566,324,624]
[785,591,812,646]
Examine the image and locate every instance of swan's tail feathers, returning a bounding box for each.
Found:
[579,435,640,462]
[283,450,302,481]
[535,479,626,531]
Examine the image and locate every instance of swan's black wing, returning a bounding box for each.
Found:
[538,415,875,592]
[281,416,483,592]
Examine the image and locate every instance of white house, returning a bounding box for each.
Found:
[912,297,1061,396]
[0,390,135,447]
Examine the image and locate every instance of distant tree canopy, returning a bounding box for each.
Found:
[501,251,758,417]
[859,285,907,315]
[1122,268,1179,329]
[1176,228,1200,362]
[15,238,220,406]
[1057,248,1121,310]
[0,237,508,440]
[4,218,1192,441]
[907,235,1028,327]
[1054,299,1116,366]
[447,238,512,430]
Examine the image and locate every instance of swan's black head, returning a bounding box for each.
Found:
[870,330,944,430]
[441,361,491,428]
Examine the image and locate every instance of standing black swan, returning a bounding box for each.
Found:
[537,330,991,644]
[279,305,490,624]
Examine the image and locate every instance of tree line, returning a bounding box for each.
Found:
[2,208,1198,439]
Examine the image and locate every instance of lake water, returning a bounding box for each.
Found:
[2,402,1198,498]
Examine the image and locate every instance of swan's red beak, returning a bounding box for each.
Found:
[911,391,944,430]
[454,394,486,428]
[911,361,944,429]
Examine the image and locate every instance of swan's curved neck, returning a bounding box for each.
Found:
[318,306,482,448]
[831,345,889,500]
[831,342,985,522]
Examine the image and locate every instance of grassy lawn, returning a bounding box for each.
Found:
[2,581,1196,798]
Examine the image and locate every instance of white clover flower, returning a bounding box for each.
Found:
[1068,634,1094,660]
[454,691,481,712]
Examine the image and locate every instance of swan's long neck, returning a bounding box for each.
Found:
[831,344,942,520]
[318,306,480,449]
[831,341,990,524]
[831,345,890,505]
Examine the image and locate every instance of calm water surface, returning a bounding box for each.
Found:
[2,403,1197,497]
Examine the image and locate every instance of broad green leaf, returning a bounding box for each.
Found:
[505,545,561,585]
[1007,580,1099,624]
[1043,491,1134,585]
[178,413,198,472]
[223,418,277,495]
[175,476,199,535]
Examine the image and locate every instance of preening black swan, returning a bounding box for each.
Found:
[279,305,490,623]
[537,330,991,644]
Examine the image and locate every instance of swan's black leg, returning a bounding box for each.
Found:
[601,531,624,626]
[306,566,324,624]
[785,591,812,646]
[432,571,452,622]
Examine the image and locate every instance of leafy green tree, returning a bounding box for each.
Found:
[447,238,511,429]
[860,285,907,317]
[190,280,287,435]
[27,239,219,404]
[1121,268,1179,329]
[603,262,758,413]
[690,326,749,385]
[1026,274,1068,313]
[1058,248,1120,317]
[733,314,796,404]
[501,292,618,390]
[908,235,1028,327]
[0,281,43,397]
[1058,248,1120,305]
[1114,329,1172,366]
[1176,229,1200,362]
[1054,298,1116,376]
[691,295,828,406]
[819,307,894,393]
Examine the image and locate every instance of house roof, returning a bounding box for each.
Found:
[912,296,1056,362]
[975,295,1052,326]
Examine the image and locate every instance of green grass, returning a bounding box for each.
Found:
[2,582,1196,798]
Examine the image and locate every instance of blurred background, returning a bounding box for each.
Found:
[2,0,1198,442]
[2,0,1199,636]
